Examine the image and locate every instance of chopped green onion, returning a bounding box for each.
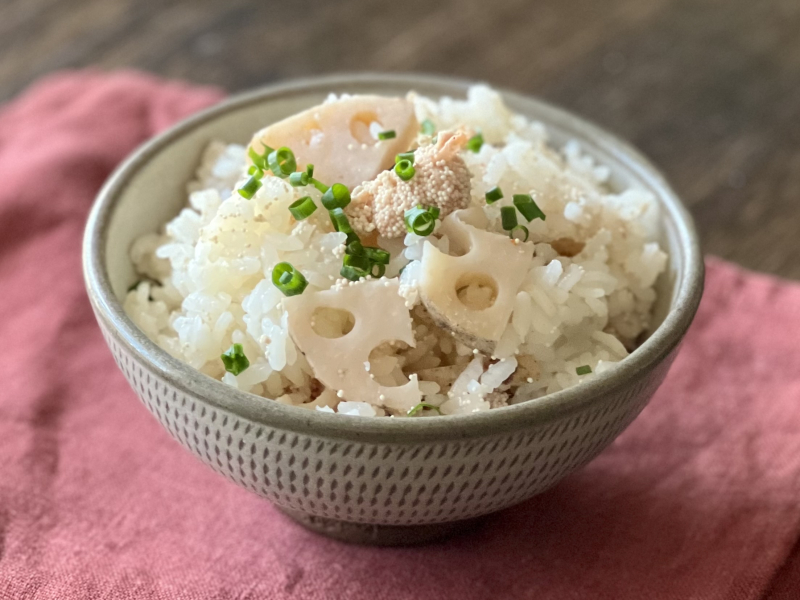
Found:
[576,365,592,376]
[221,343,250,376]
[247,165,264,177]
[248,148,264,169]
[310,178,329,193]
[341,243,389,276]
[271,262,308,296]
[407,402,442,417]
[420,119,436,136]
[364,247,390,265]
[394,159,415,181]
[321,183,351,210]
[237,175,263,199]
[466,132,484,153]
[305,164,314,179]
[346,239,364,256]
[340,254,371,281]
[340,265,364,281]
[500,206,518,231]
[485,186,503,204]
[343,253,371,271]
[404,205,437,236]
[395,151,415,164]
[377,130,396,140]
[329,207,354,235]
[331,207,359,245]
[248,146,271,170]
[289,171,309,187]
[513,194,546,222]
[370,263,386,278]
[267,147,297,178]
[509,225,529,242]
[288,196,317,220]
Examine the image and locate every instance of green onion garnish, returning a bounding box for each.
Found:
[407,402,442,417]
[364,247,390,265]
[509,225,529,242]
[321,183,351,210]
[343,253,371,272]
[289,171,309,187]
[310,178,329,193]
[513,194,546,222]
[404,205,437,236]
[248,146,271,170]
[466,133,484,153]
[340,266,364,281]
[377,130,396,140]
[340,254,371,281]
[329,207,354,236]
[394,159,416,181]
[267,147,297,179]
[344,242,390,274]
[500,206,518,231]
[576,365,592,376]
[420,119,436,136]
[271,262,308,296]
[247,165,264,177]
[395,151,415,165]
[305,164,314,179]
[221,343,250,376]
[346,239,364,256]
[485,186,503,204]
[288,196,317,220]
[237,175,263,200]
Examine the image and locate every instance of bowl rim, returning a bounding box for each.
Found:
[83,72,704,444]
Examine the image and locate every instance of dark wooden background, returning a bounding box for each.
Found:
[3,0,799,278]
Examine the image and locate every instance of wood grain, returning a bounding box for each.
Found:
[3,0,799,278]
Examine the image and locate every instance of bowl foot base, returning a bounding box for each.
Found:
[277,506,484,546]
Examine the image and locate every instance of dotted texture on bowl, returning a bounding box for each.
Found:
[99,318,675,526]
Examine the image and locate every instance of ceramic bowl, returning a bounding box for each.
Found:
[83,74,704,545]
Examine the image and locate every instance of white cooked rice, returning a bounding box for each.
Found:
[125,85,668,417]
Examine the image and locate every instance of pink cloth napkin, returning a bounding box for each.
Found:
[1,71,800,600]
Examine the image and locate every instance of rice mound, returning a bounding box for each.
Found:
[125,85,668,418]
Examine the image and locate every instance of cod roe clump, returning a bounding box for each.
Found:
[347,130,472,238]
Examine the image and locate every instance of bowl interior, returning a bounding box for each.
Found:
[106,78,682,326]
[87,74,701,440]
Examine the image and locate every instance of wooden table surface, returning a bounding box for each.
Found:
[4,0,799,278]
